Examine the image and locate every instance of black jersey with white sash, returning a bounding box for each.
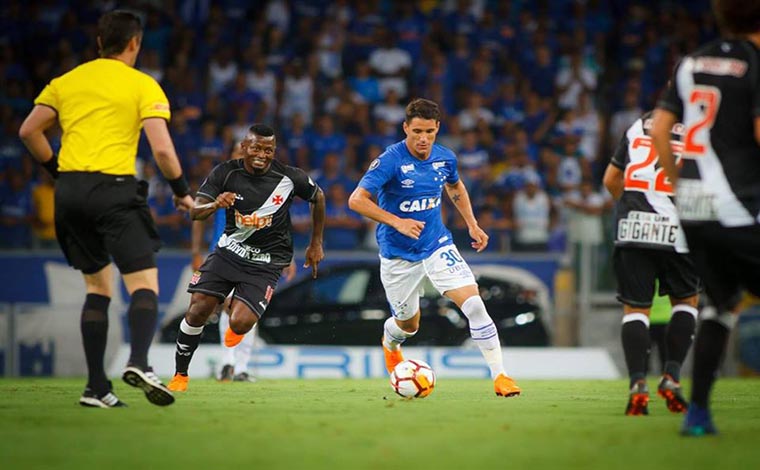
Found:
[197,159,319,267]
[657,38,760,226]
[610,113,688,253]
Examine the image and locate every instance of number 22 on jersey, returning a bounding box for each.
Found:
[623,136,683,196]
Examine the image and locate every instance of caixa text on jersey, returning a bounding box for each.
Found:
[399,196,441,213]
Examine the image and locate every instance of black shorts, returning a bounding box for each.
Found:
[683,223,760,311]
[55,172,161,274]
[187,251,281,317]
[613,246,700,308]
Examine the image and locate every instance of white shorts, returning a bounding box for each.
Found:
[380,244,477,321]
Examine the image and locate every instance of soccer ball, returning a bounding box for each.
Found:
[390,359,436,398]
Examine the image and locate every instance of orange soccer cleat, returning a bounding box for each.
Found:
[494,373,521,397]
[224,327,244,347]
[167,373,189,392]
[625,380,650,416]
[382,336,405,374]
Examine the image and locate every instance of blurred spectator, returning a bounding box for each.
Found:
[511,171,553,252]
[564,179,612,247]
[609,88,643,146]
[308,115,347,171]
[349,60,381,105]
[245,55,278,121]
[372,88,406,126]
[30,171,56,249]
[368,27,412,98]
[555,50,597,110]
[324,184,364,250]
[458,91,495,132]
[280,59,314,125]
[0,168,32,248]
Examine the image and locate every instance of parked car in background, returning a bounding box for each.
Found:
[160,262,551,347]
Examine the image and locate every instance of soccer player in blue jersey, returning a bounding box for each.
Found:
[349,98,521,397]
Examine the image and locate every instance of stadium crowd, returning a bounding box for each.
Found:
[0,0,716,252]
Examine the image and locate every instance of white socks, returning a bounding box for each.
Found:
[462,296,505,379]
[383,316,416,350]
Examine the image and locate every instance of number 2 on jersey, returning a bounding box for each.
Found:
[683,86,721,157]
[623,137,683,195]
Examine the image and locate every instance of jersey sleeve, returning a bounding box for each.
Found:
[357,154,395,195]
[139,75,171,122]
[656,62,684,118]
[446,152,460,185]
[196,164,226,201]
[609,135,630,170]
[34,79,60,111]
[290,167,320,202]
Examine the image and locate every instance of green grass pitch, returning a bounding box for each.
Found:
[1,378,759,469]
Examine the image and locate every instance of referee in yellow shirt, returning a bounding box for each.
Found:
[19,10,194,408]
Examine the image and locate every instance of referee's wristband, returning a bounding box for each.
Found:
[41,154,59,179]
[167,175,191,197]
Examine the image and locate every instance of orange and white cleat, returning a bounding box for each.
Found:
[224,327,244,348]
[382,336,405,374]
[494,373,521,397]
[167,373,189,392]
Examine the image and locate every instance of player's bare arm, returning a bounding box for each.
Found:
[348,186,425,240]
[651,109,679,186]
[602,164,625,200]
[143,118,194,212]
[191,220,206,270]
[18,105,57,165]
[304,187,326,278]
[444,180,488,252]
[190,192,236,221]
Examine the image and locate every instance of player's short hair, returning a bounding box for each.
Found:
[248,123,276,138]
[712,0,760,35]
[98,10,143,57]
[405,98,441,123]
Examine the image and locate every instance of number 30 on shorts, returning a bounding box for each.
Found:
[440,248,464,266]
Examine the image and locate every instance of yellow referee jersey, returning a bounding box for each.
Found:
[34,58,171,175]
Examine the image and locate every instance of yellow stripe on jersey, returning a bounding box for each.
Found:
[34,58,171,175]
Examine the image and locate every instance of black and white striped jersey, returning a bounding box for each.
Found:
[657,38,760,226]
[197,159,319,267]
[610,112,689,253]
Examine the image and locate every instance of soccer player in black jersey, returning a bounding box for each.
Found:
[652,0,760,435]
[167,124,325,391]
[603,112,699,416]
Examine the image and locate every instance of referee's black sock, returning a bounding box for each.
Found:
[622,314,650,387]
[691,319,731,408]
[127,289,158,370]
[175,318,204,375]
[663,307,697,382]
[81,293,111,393]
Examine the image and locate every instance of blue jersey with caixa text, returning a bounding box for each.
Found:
[357,140,460,261]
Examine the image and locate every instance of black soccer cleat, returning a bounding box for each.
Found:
[233,371,257,382]
[79,381,127,408]
[625,380,649,416]
[657,374,688,413]
[122,366,175,407]
[219,364,235,382]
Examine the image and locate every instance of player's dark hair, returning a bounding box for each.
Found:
[405,98,441,123]
[248,123,275,137]
[712,0,760,35]
[98,10,143,57]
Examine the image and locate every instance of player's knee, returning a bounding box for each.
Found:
[187,293,219,325]
[229,314,256,335]
[460,295,491,325]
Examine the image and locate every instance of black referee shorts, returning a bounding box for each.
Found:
[55,172,161,275]
[613,246,700,308]
[683,223,760,311]
[188,251,282,318]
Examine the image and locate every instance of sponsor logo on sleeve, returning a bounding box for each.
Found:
[368,159,381,171]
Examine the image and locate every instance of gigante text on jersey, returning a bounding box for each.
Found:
[618,211,679,246]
